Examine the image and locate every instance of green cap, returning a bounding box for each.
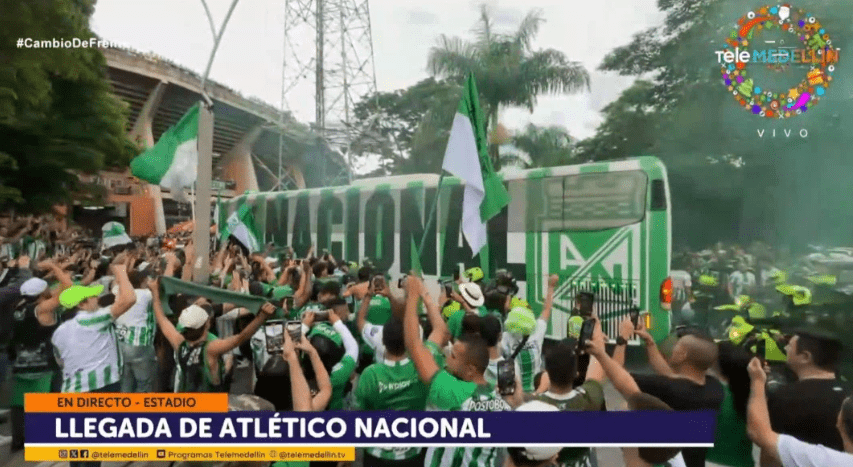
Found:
[510,297,530,309]
[442,300,462,320]
[505,306,536,336]
[59,284,105,309]
[447,309,466,339]
[465,267,484,282]
[307,323,342,347]
[567,316,584,338]
[272,285,294,300]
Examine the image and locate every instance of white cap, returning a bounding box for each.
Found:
[458,282,485,307]
[178,305,209,330]
[514,401,562,460]
[20,278,48,297]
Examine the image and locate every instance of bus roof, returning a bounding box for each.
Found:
[238,156,664,198]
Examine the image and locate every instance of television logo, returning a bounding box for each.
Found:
[716,4,839,118]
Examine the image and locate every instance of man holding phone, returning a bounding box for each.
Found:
[402,276,510,467]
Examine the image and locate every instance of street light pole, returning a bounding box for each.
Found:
[192,0,240,284]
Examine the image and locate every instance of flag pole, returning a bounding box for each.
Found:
[417,173,444,261]
[192,0,239,284]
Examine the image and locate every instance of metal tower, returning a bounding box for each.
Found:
[279,0,379,186]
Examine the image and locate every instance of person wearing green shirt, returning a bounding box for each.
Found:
[705,341,755,467]
[402,276,511,467]
[303,308,359,410]
[355,316,429,466]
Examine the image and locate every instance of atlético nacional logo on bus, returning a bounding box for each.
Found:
[716,4,840,118]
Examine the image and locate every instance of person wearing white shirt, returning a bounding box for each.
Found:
[746,356,853,466]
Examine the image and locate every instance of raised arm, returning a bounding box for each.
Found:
[329,310,358,363]
[207,303,274,357]
[586,318,641,398]
[746,357,781,462]
[282,332,312,411]
[403,277,439,384]
[35,260,73,325]
[294,262,312,309]
[540,275,558,323]
[356,289,372,334]
[422,282,449,348]
[149,278,184,350]
[296,336,332,411]
[110,263,137,319]
[634,319,675,378]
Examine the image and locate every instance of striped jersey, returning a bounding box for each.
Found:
[500,318,547,392]
[115,289,155,346]
[354,358,428,460]
[424,370,511,467]
[52,308,122,393]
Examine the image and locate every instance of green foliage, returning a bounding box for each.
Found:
[501,124,576,169]
[426,4,590,169]
[351,78,461,175]
[0,0,139,212]
[581,0,853,247]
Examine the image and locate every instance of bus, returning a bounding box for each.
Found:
[224,156,673,343]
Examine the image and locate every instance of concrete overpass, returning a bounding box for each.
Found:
[92,47,349,234]
[103,46,349,194]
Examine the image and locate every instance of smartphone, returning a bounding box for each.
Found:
[313,309,330,321]
[443,280,454,297]
[577,318,595,355]
[756,339,767,364]
[286,320,302,343]
[372,274,385,290]
[629,306,640,329]
[497,359,516,395]
[264,320,284,354]
[282,296,295,310]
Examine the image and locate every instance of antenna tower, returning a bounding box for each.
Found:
[279,0,379,186]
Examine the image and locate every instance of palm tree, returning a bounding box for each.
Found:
[427,4,590,169]
[499,124,576,169]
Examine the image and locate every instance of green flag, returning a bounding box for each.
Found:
[441,73,511,256]
[130,104,199,197]
[220,203,261,253]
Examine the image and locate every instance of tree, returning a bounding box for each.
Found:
[0,0,139,211]
[582,0,853,248]
[426,4,590,169]
[499,123,576,169]
[574,80,660,162]
[350,78,461,176]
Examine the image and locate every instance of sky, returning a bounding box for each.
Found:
[90,0,666,141]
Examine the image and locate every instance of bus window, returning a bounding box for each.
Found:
[651,179,667,211]
[562,171,648,230]
[507,177,564,232]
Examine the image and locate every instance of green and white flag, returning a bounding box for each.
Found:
[442,73,511,256]
[130,103,199,199]
[221,203,261,253]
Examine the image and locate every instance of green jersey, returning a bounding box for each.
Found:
[327,354,357,410]
[355,358,428,460]
[535,380,605,467]
[424,370,511,467]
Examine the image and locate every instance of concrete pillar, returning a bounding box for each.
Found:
[129,81,168,235]
[221,125,263,194]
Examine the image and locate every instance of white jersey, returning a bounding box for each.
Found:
[114,289,154,346]
[500,319,547,392]
[52,308,122,393]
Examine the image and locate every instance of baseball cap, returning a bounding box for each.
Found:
[464,267,484,282]
[20,278,48,297]
[307,323,343,347]
[513,401,562,460]
[101,221,132,250]
[442,300,462,320]
[447,309,466,339]
[458,282,485,308]
[505,306,536,336]
[59,284,105,309]
[177,305,209,331]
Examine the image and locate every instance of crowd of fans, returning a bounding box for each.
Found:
[0,215,851,467]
